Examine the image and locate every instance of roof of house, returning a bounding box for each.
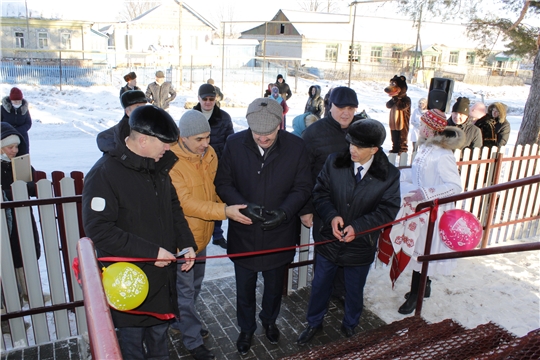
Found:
[241,9,506,50]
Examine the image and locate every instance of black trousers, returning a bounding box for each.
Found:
[234,262,288,333]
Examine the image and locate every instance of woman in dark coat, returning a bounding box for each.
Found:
[304,85,325,118]
[1,122,41,301]
[474,102,511,147]
[1,87,31,155]
[296,119,400,345]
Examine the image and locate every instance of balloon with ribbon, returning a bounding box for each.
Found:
[439,209,483,251]
[102,262,149,310]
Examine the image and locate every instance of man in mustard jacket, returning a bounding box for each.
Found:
[169,110,250,360]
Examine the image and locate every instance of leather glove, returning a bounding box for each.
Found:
[261,209,286,231]
[239,203,265,222]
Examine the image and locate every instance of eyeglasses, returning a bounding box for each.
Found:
[202,97,215,102]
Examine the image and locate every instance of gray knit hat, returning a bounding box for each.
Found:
[178,110,211,138]
[246,98,283,135]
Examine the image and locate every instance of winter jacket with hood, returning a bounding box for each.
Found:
[1,122,40,268]
[313,148,401,266]
[193,103,234,159]
[215,129,312,272]
[474,102,510,147]
[304,85,325,118]
[145,81,176,110]
[170,140,226,253]
[82,118,197,327]
[1,96,31,155]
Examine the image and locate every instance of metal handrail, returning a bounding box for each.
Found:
[413,174,540,316]
[76,238,122,359]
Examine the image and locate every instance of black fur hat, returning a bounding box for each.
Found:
[346,119,386,148]
[129,105,179,143]
[120,90,147,109]
[123,71,136,82]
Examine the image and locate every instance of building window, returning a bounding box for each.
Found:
[280,24,285,34]
[125,35,133,50]
[38,32,48,48]
[348,44,361,62]
[449,51,459,65]
[466,51,476,65]
[15,32,25,48]
[370,46,382,63]
[61,33,72,49]
[325,44,338,62]
[392,47,402,60]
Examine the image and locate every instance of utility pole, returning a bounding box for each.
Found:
[411,4,423,84]
[348,3,358,87]
[178,1,183,87]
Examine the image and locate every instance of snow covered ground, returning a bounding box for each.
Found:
[1,77,537,348]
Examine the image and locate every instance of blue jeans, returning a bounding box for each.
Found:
[171,248,206,350]
[306,253,370,329]
[116,322,170,360]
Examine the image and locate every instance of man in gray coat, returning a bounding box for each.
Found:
[146,70,177,111]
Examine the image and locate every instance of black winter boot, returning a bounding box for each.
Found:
[404,277,431,299]
[398,271,421,315]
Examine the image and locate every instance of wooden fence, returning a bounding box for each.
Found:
[1,145,539,350]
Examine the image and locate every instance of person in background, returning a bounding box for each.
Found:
[469,102,487,124]
[446,97,482,150]
[1,87,31,155]
[410,98,427,153]
[268,85,289,130]
[301,86,361,307]
[296,120,400,345]
[275,74,292,101]
[215,98,312,355]
[322,87,335,118]
[264,83,275,98]
[304,85,325,119]
[97,90,148,148]
[193,84,234,249]
[169,110,249,360]
[146,70,177,111]
[119,72,140,98]
[82,105,197,359]
[474,102,511,148]
[384,108,465,315]
[275,74,292,129]
[292,113,319,137]
[206,79,224,107]
[1,122,41,305]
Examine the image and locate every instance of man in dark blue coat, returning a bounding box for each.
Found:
[193,83,234,249]
[296,119,401,345]
[215,98,312,355]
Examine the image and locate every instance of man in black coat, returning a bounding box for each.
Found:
[301,86,361,304]
[297,119,401,345]
[447,96,482,150]
[215,98,312,355]
[193,83,234,249]
[82,105,197,359]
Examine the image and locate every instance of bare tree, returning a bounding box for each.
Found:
[118,0,161,21]
[297,0,344,13]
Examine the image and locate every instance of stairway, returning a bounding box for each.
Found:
[283,317,540,359]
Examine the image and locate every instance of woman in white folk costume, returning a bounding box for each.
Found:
[382,108,466,315]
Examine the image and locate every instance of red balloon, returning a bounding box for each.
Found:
[439,209,483,251]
